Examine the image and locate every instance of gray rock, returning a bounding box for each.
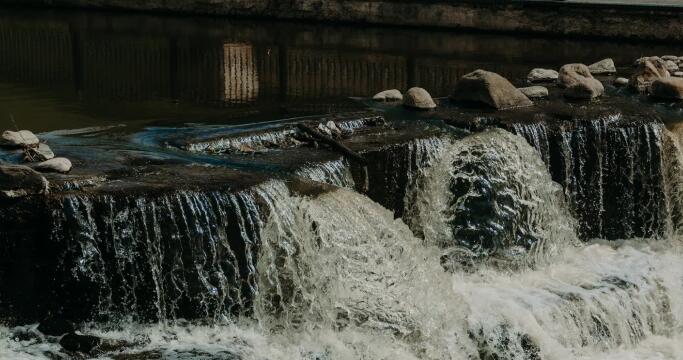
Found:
[629,57,670,92]
[403,87,437,110]
[518,86,549,99]
[0,130,39,148]
[588,58,616,75]
[24,143,55,162]
[34,157,72,173]
[662,55,679,61]
[564,78,605,99]
[527,68,559,83]
[372,89,403,102]
[451,70,533,109]
[614,77,629,87]
[558,64,604,99]
[650,78,683,100]
[0,165,49,198]
[674,72,683,78]
[665,60,679,72]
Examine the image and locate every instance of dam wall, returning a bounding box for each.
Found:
[1,0,682,41]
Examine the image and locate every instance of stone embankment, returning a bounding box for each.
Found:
[1,0,683,41]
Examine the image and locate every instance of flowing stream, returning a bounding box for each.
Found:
[2,126,683,359]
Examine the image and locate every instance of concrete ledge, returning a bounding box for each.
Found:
[1,0,682,41]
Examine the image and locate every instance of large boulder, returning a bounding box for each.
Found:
[527,68,558,83]
[650,78,683,100]
[0,165,49,198]
[564,79,605,99]
[518,86,549,99]
[629,57,670,92]
[34,157,72,173]
[372,89,403,102]
[0,130,39,148]
[558,64,604,99]
[451,70,533,110]
[558,63,593,88]
[588,58,616,75]
[403,87,437,110]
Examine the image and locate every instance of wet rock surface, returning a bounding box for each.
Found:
[588,58,616,75]
[518,86,549,99]
[0,165,48,198]
[527,68,558,83]
[34,157,72,173]
[0,130,39,148]
[403,87,436,110]
[630,56,670,92]
[372,89,403,102]
[558,63,605,99]
[650,78,683,99]
[24,143,55,162]
[451,70,533,109]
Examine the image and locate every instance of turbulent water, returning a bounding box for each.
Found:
[3,127,683,359]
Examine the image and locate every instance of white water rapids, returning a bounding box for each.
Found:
[2,127,683,359]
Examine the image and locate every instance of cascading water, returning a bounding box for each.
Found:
[3,128,683,360]
[294,159,356,189]
[405,128,578,267]
[509,117,668,240]
[51,189,265,322]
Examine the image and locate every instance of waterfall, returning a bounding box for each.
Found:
[52,189,265,322]
[294,158,356,189]
[661,122,683,238]
[405,128,578,267]
[510,118,668,240]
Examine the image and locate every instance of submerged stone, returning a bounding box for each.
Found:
[588,58,616,75]
[0,130,39,148]
[403,87,437,110]
[0,165,49,198]
[451,69,533,110]
[650,78,683,100]
[34,157,72,173]
[527,68,558,83]
[675,72,683,78]
[372,89,403,102]
[630,56,670,92]
[518,86,549,99]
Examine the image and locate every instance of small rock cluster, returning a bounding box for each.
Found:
[0,129,74,198]
[370,55,683,115]
[629,55,683,99]
[1,129,72,173]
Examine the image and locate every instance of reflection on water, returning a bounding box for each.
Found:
[1,8,683,131]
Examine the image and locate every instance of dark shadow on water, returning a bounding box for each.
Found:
[0,7,682,131]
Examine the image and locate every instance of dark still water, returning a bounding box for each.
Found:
[1,7,682,132]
